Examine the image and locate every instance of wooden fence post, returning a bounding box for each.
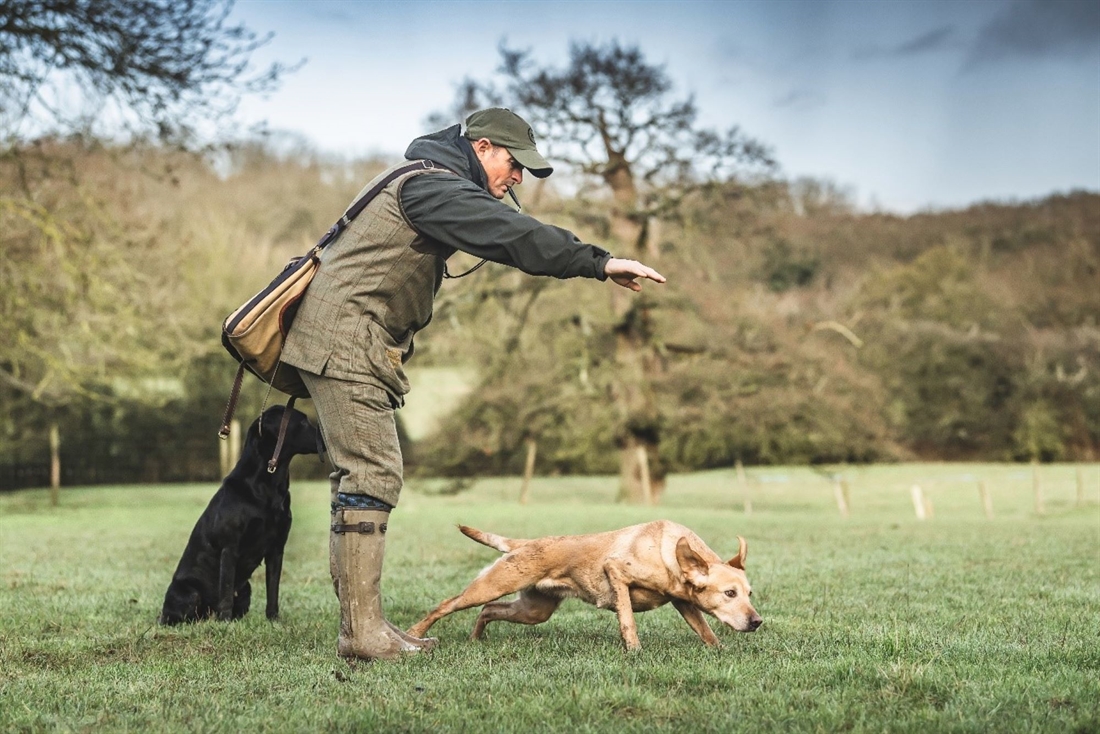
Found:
[229,419,242,470]
[1031,460,1045,515]
[736,459,752,515]
[637,445,653,505]
[49,423,61,507]
[911,485,927,520]
[833,477,849,519]
[519,437,537,505]
[219,430,230,477]
[978,479,994,519]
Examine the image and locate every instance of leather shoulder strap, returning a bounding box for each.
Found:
[315,160,454,251]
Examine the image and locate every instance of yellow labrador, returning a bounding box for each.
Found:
[408,520,761,650]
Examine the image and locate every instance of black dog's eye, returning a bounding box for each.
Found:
[724,589,738,598]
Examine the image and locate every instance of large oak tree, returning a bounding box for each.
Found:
[437,40,774,502]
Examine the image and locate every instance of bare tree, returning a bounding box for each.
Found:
[437,40,774,502]
[436,41,772,249]
[0,0,292,143]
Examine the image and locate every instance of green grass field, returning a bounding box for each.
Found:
[2,464,1098,733]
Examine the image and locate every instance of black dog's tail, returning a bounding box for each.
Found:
[458,525,528,553]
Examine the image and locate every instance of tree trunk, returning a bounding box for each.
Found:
[617,434,664,505]
[612,315,664,504]
[605,163,666,504]
[644,216,661,261]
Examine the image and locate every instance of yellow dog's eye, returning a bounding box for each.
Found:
[724,589,737,598]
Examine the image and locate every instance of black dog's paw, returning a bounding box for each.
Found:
[231,581,252,619]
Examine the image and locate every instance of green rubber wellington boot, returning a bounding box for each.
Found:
[331,508,437,659]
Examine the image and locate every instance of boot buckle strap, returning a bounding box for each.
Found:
[331,521,387,535]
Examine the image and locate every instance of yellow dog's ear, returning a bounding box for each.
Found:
[728,536,748,570]
[675,536,710,585]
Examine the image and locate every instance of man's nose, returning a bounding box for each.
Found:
[513,168,524,185]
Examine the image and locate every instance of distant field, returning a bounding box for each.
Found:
[1,463,1098,732]
[402,366,475,441]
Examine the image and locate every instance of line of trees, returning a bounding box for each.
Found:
[2,133,1095,492]
[413,184,1099,476]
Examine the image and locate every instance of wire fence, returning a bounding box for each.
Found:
[0,435,330,492]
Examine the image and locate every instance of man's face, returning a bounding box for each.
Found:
[473,139,524,199]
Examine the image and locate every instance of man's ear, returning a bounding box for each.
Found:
[676,537,710,586]
[727,536,748,570]
[470,137,493,157]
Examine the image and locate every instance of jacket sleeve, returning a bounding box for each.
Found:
[400,173,612,281]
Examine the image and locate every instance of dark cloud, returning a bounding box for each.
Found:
[854,26,957,60]
[773,88,827,110]
[967,0,1100,66]
[896,26,956,55]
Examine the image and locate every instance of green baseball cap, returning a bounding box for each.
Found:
[464,108,554,178]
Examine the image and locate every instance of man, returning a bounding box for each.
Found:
[281,108,665,660]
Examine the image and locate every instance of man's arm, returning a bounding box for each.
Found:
[401,173,612,280]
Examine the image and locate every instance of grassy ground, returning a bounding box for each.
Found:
[1,463,1098,733]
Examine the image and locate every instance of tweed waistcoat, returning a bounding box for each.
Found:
[281,161,455,401]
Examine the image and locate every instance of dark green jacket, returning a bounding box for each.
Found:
[401,124,611,279]
[281,124,611,401]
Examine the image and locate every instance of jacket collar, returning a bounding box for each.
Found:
[404,124,489,193]
[457,134,488,192]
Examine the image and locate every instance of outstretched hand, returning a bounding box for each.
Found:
[605,258,667,292]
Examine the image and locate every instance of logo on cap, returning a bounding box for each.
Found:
[527,128,536,144]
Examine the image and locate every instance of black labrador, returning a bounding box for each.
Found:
[159,405,322,625]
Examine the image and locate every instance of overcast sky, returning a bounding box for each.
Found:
[229,0,1100,214]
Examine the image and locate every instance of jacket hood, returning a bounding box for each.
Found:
[404,124,486,190]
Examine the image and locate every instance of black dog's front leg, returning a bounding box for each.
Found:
[265,551,283,620]
[216,544,239,621]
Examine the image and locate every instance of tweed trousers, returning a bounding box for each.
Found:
[298,369,404,508]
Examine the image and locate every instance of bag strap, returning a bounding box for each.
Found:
[315,159,452,252]
[220,392,298,474]
[267,396,298,473]
[218,363,296,473]
[219,362,248,439]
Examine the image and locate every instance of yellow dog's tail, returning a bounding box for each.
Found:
[458,525,528,553]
